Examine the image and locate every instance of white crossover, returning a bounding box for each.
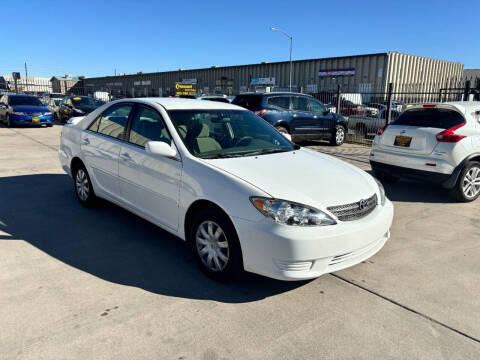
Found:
[59,98,393,281]
[370,101,480,202]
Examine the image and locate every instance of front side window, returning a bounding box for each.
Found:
[95,104,133,139]
[128,106,171,147]
[308,98,326,113]
[267,96,290,109]
[168,110,297,159]
[291,97,308,111]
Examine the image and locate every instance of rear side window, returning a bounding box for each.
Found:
[232,95,262,111]
[392,108,465,129]
[267,96,290,109]
[96,104,133,139]
[291,97,308,111]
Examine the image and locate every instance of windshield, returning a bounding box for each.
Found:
[9,96,43,106]
[167,110,297,159]
[72,97,105,107]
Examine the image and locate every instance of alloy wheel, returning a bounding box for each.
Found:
[462,166,480,199]
[195,221,229,272]
[336,127,345,144]
[75,169,90,201]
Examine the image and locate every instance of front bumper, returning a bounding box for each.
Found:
[10,114,53,125]
[233,199,394,281]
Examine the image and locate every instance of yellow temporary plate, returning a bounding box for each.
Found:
[73,97,82,101]
[32,117,40,122]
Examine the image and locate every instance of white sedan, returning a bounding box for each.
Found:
[59,98,394,281]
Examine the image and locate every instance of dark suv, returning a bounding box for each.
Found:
[232,92,348,145]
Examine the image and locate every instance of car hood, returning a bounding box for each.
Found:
[11,105,49,113]
[203,148,378,209]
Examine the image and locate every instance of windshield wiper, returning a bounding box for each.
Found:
[201,153,246,159]
[240,148,290,157]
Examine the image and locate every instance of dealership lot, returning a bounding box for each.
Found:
[1,125,479,359]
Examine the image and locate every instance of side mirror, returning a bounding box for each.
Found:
[145,141,177,158]
[323,109,330,115]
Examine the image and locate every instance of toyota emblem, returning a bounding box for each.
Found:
[359,199,368,210]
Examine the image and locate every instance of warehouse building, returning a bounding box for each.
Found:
[80,51,463,98]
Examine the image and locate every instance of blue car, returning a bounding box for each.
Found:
[232,92,348,145]
[0,94,54,127]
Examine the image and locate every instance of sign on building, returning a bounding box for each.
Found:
[182,78,197,85]
[175,82,196,96]
[318,68,355,77]
[250,77,275,85]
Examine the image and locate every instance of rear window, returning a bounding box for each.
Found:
[392,108,465,129]
[232,95,262,111]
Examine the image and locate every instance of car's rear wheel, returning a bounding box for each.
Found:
[330,125,345,146]
[449,161,480,202]
[5,114,11,128]
[73,163,97,207]
[189,207,243,281]
[275,125,289,135]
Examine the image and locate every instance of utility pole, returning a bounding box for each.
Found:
[114,68,116,76]
[24,62,28,93]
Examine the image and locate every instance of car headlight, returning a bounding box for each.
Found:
[44,112,52,116]
[73,108,85,114]
[250,197,336,226]
[375,179,386,206]
[13,112,25,115]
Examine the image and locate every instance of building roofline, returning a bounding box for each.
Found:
[83,52,390,81]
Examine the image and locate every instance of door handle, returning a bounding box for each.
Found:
[120,152,132,161]
[82,138,90,145]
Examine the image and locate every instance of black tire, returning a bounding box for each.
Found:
[72,162,97,207]
[374,169,399,183]
[5,114,11,128]
[449,161,480,202]
[330,125,346,146]
[46,124,53,127]
[189,207,243,281]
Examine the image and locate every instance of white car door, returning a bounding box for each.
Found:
[81,103,134,199]
[118,104,182,231]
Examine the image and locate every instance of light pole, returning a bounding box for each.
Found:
[270,26,293,92]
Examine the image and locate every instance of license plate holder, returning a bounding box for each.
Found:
[32,117,40,122]
[394,135,412,147]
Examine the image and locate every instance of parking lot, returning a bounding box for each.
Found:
[1,125,479,359]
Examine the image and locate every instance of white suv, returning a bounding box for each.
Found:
[370,102,480,202]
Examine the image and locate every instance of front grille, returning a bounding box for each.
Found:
[26,112,43,117]
[327,193,377,221]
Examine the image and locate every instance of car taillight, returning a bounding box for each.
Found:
[377,124,388,135]
[436,123,466,142]
[255,109,268,117]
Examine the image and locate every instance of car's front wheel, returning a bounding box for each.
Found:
[73,163,97,207]
[189,207,243,281]
[330,125,345,146]
[450,161,480,202]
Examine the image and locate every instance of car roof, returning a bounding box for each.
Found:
[405,101,480,114]
[115,97,245,110]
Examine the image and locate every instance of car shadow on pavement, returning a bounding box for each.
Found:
[0,174,307,303]
[374,177,456,204]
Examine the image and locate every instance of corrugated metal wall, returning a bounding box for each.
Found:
[385,52,464,92]
[82,52,463,96]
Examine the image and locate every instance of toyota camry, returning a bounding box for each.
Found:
[59,98,394,281]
